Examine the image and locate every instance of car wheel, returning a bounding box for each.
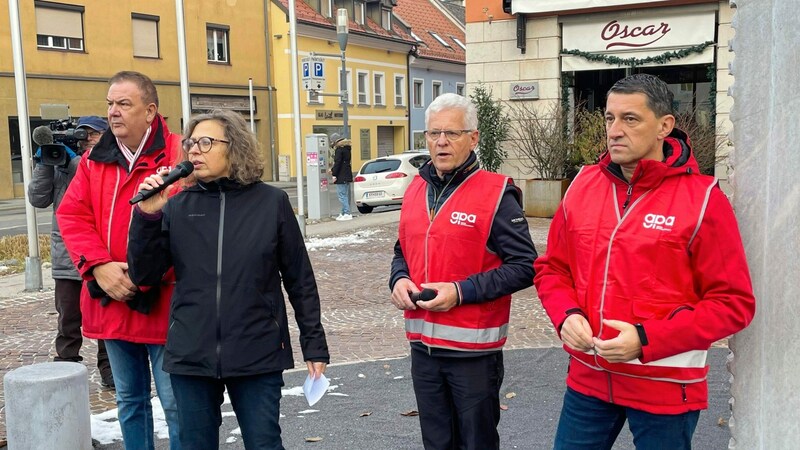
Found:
[357,204,374,214]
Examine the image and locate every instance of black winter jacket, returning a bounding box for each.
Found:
[128,179,329,378]
[331,144,353,184]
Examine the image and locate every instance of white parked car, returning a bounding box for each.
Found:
[353,151,431,214]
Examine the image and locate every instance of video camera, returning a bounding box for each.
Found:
[34,104,87,166]
[33,120,86,167]
[50,119,87,151]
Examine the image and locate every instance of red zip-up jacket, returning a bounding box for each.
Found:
[534,129,755,414]
[57,115,181,344]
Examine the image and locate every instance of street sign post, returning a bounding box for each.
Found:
[301,56,326,91]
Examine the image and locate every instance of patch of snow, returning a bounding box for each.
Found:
[305,229,381,250]
[91,396,169,444]
[282,385,305,396]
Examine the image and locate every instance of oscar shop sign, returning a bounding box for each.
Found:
[562,10,714,54]
[509,82,539,100]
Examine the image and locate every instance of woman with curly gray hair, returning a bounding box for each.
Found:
[127,109,330,449]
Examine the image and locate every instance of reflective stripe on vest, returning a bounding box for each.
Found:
[406,318,509,347]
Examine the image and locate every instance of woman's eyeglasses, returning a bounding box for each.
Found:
[182,136,230,153]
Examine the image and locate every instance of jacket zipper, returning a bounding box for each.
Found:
[621,183,633,211]
[607,372,614,404]
[215,191,226,379]
[681,384,687,402]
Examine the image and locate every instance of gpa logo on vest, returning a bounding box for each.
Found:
[450,211,476,227]
[642,213,675,232]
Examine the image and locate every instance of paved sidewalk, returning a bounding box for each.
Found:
[0,211,732,449]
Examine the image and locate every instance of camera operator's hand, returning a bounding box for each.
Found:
[391,277,418,310]
[93,262,137,301]
[137,168,174,214]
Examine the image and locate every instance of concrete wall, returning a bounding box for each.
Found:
[728,0,800,448]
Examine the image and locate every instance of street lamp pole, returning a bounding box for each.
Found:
[337,9,349,139]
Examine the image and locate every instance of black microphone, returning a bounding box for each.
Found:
[410,288,437,302]
[129,161,194,205]
[32,126,54,146]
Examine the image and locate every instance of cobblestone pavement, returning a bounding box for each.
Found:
[0,217,556,444]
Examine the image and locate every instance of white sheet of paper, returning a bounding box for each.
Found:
[302,374,329,406]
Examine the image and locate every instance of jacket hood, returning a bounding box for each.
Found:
[332,138,352,149]
[599,127,700,189]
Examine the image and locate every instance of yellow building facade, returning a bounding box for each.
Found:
[0,0,274,199]
[269,0,415,180]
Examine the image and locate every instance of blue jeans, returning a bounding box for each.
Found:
[554,387,700,450]
[336,183,351,215]
[104,340,180,450]
[170,372,285,450]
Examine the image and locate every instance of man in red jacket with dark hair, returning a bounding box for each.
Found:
[58,71,182,449]
[534,73,755,449]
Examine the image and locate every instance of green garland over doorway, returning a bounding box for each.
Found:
[561,41,715,68]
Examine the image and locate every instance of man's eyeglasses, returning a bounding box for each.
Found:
[182,136,230,153]
[424,129,473,141]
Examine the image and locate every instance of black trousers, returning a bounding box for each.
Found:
[410,347,504,450]
[53,279,111,376]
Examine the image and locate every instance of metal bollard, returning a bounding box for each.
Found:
[4,362,91,449]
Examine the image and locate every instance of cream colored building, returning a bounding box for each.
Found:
[465,0,734,187]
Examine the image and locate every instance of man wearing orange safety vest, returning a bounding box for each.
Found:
[390,93,537,449]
